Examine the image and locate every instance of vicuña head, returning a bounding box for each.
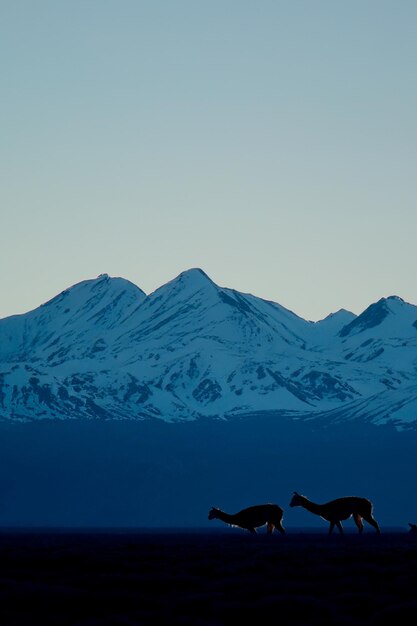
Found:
[208,503,285,535]
[289,491,381,534]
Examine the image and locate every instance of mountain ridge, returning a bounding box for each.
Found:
[1,268,417,429]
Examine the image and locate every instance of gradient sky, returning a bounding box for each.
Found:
[2,0,416,322]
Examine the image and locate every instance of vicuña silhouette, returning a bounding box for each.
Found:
[208,503,285,535]
[289,492,381,534]
[409,523,417,534]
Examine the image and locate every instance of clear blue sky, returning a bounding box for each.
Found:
[2,0,416,321]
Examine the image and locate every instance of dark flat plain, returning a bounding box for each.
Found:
[1,529,417,625]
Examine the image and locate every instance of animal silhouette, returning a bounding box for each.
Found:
[409,523,417,534]
[289,491,381,534]
[208,503,285,535]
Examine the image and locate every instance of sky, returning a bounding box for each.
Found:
[1,0,416,322]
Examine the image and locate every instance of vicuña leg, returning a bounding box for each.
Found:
[353,514,364,533]
[329,521,344,534]
[363,514,381,534]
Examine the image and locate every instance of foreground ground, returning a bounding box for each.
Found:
[0,529,417,625]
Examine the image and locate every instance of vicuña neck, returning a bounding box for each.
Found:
[216,510,235,524]
[300,498,322,515]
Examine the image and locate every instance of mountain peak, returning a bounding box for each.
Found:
[321,308,356,321]
[384,295,405,305]
[339,295,411,338]
[154,267,217,297]
[41,274,145,309]
[177,267,215,284]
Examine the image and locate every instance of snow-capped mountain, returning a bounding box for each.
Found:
[1,269,417,430]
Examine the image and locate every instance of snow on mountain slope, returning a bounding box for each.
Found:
[296,382,417,431]
[339,296,414,338]
[1,269,417,428]
[113,268,311,355]
[334,296,417,379]
[0,274,146,364]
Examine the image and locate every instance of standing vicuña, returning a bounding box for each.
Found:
[208,503,285,535]
[289,492,381,534]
